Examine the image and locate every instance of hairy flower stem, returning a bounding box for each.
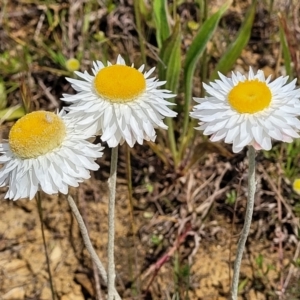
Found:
[231,146,256,300]
[36,191,56,300]
[108,146,118,300]
[67,195,121,300]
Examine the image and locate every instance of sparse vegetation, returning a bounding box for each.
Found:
[1,0,300,299]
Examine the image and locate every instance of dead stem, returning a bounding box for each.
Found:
[283,241,300,293]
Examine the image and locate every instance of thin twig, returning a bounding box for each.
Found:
[231,146,256,300]
[34,12,45,40]
[107,146,119,300]
[258,165,299,230]
[66,195,121,300]
[37,78,59,109]
[143,223,192,294]
[283,241,300,292]
[36,191,56,300]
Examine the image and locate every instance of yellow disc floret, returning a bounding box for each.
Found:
[293,179,300,195]
[66,58,80,72]
[94,65,146,102]
[228,79,272,114]
[9,111,66,159]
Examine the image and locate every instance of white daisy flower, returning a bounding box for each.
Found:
[61,55,177,147]
[0,111,103,200]
[190,68,300,153]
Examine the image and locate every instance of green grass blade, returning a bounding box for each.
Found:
[278,13,292,78]
[153,0,171,48]
[0,105,25,122]
[158,20,181,165]
[159,20,181,95]
[181,0,231,142]
[210,0,257,79]
[133,0,146,63]
[0,80,7,110]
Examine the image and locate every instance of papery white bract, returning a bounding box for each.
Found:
[62,55,177,147]
[0,111,103,200]
[190,68,300,153]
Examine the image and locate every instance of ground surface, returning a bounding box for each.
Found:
[1,0,300,299]
[1,151,299,300]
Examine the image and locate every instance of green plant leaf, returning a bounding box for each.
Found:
[159,20,181,95]
[182,0,231,142]
[158,20,181,166]
[153,0,170,48]
[0,80,7,110]
[278,13,292,78]
[238,278,248,292]
[0,105,25,122]
[211,0,257,79]
[139,0,152,22]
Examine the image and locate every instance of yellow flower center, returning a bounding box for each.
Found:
[9,111,66,159]
[94,65,146,102]
[66,58,80,72]
[228,79,272,114]
[293,179,300,194]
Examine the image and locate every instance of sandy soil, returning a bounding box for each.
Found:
[1,166,298,300]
